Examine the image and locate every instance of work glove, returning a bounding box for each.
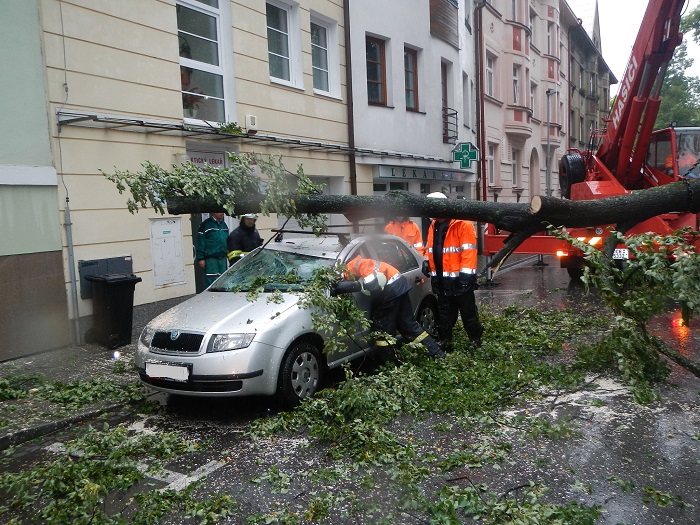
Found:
[331,280,362,296]
[421,259,431,277]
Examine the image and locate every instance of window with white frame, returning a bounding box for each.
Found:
[462,73,470,128]
[404,47,419,111]
[310,13,340,97]
[177,0,232,122]
[529,12,536,47]
[487,143,496,185]
[512,148,521,186]
[512,65,520,104]
[511,0,518,21]
[546,22,552,54]
[311,22,329,92]
[266,1,302,88]
[486,55,494,97]
[530,83,536,113]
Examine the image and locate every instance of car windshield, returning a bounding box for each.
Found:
[209,248,336,292]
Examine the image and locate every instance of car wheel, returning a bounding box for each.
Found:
[567,267,584,280]
[416,298,438,338]
[276,342,323,408]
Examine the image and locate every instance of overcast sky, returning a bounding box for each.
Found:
[598,0,700,95]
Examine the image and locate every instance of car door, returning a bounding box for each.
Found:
[364,236,427,314]
[324,241,375,368]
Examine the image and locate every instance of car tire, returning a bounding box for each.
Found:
[276,341,323,408]
[416,298,439,338]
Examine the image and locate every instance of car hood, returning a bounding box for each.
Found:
[147,290,303,334]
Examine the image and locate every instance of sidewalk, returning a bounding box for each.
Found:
[0,259,547,451]
[0,296,189,450]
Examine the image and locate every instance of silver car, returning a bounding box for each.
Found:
[135,233,437,406]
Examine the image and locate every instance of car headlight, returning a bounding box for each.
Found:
[139,325,156,347]
[207,333,255,353]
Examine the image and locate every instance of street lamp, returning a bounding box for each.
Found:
[545,88,556,197]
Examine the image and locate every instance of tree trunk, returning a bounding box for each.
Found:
[170,179,700,234]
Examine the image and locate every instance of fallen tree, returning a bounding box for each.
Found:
[105,156,700,383]
[164,178,700,269]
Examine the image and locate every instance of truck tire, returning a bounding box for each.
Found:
[559,153,586,199]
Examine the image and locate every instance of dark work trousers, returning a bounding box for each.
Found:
[437,291,483,346]
[372,293,442,355]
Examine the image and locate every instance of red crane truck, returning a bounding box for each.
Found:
[483,0,697,278]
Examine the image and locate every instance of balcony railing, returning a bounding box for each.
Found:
[443,106,458,144]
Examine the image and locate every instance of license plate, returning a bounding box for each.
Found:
[146,362,189,381]
[612,248,629,260]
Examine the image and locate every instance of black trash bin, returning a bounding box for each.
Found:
[85,273,142,349]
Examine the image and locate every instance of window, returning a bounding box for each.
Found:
[512,66,520,104]
[462,73,470,128]
[486,56,494,97]
[267,1,302,87]
[529,13,536,47]
[512,149,521,186]
[366,36,387,105]
[404,47,419,111]
[511,0,518,21]
[530,83,536,112]
[488,143,496,185]
[177,0,229,122]
[311,22,329,92]
[310,13,340,98]
[546,22,552,54]
[579,116,584,142]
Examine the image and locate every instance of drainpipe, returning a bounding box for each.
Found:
[343,0,357,198]
[475,1,487,204]
[475,1,487,261]
[64,196,82,345]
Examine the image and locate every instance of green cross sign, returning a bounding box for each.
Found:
[452,142,479,169]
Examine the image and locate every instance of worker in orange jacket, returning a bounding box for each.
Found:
[333,254,444,358]
[424,192,483,350]
[384,215,426,256]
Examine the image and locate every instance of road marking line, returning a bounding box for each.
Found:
[159,460,226,492]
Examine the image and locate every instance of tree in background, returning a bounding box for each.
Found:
[654,6,700,128]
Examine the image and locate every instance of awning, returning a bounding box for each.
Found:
[56,108,456,164]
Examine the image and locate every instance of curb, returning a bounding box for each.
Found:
[0,402,130,451]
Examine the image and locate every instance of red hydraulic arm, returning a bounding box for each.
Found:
[597,0,684,189]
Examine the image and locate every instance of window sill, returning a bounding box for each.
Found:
[368,103,395,109]
[313,89,342,100]
[270,77,305,91]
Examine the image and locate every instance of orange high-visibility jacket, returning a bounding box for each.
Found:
[425,219,477,279]
[384,220,426,256]
[344,255,408,299]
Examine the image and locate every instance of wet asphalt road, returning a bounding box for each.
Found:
[4,255,699,524]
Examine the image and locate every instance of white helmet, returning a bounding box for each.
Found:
[426,191,448,199]
[240,213,258,219]
[361,271,387,296]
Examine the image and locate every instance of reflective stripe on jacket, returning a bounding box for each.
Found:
[344,255,410,300]
[426,219,477,279]
[384,220,426,256]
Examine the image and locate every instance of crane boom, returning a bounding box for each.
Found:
[598,0,685,188]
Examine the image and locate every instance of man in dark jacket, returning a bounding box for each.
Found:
[195,212,229,287]
[227,214,263,264]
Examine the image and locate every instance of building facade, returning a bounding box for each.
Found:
[1,0,615,359]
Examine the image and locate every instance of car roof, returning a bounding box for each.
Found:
[266,233,412,261]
